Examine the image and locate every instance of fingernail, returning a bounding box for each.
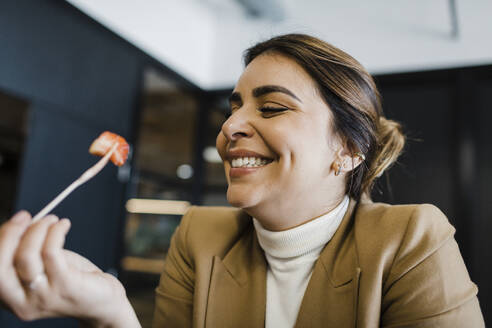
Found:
[44,215,59,224]
[60,218,71,231]
[11,211,30,223]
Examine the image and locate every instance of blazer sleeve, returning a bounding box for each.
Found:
[153,207,196,328]
[380,204,485,327]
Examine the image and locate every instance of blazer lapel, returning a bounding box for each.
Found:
[205,224,267,328]
[295,199,362,328]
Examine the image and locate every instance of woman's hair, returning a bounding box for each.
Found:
[244,34,405,200]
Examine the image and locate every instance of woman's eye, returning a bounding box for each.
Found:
[259,106,288,114]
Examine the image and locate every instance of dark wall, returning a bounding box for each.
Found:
[0,1,144,326]
[473,70,492,325]
[374,65,492,325]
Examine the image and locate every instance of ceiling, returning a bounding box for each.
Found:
[67,0,492,90]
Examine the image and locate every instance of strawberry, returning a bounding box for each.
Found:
[89,131,129,166]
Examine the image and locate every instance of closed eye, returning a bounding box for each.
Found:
[259,106,288,113]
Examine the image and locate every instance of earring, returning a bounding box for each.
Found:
[334,163,342,176]
[355,152,366,161]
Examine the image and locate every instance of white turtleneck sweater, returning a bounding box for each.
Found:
[252,196,349,328]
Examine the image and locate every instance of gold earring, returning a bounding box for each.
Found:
[355,152,366,161]
[335,163,342,176]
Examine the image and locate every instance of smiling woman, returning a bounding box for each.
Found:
[155,34,485,327]
[0,34,485,328]
[217,53,347,230]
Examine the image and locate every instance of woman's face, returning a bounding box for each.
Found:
[216,53,347,230]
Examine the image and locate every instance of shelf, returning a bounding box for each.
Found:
[121,256,165,275]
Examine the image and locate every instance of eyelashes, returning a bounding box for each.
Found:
[225,105,289,119]
[259,106,288,113]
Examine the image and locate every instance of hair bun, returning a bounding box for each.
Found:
[366,117,405,183]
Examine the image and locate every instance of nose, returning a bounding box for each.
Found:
[220,109,255,141]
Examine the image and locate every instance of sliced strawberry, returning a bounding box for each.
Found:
[89,131,129,166]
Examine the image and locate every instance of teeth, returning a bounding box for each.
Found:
[231,157,270,168]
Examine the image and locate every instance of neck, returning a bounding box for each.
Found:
[245,194,347,231]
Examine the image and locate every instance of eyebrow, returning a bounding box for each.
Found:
[228,84,302,105]
[253,85,302,102]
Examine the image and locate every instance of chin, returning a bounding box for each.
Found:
[226,187,262,210]
[226,192,250,209]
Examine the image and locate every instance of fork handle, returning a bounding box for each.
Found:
[31,144,118,223]
[31,178,85,223]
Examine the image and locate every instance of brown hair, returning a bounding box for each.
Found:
[244,34,405,200]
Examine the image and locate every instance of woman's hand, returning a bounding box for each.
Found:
[0,211,141,327]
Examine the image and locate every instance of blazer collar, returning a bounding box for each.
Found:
[295,199,362,327]
[205,221,267,327]
[221,223,266,286]
[205,199,361,327]
[318,198,360,286]
[219,199,359,286]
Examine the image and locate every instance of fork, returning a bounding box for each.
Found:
[31,143,119,223]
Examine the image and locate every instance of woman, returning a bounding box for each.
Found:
[0,34,485,327]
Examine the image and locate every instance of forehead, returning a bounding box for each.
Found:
[235,53,319,98]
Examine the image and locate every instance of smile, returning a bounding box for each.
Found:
[230,157,271,168]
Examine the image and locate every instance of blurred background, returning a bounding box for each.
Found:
[0,0,491,327]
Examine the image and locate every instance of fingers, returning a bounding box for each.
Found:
[42,219,71,283]
[1,213,85,321]
[15,215,59,284]
[0,211,32,307]
[0,211,31,268]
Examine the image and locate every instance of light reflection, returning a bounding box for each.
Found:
[125,199,191,215]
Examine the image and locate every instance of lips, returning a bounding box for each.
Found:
[227,149,272,159]
[226,149,274,178]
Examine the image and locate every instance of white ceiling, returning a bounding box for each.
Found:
[67,0,492,90]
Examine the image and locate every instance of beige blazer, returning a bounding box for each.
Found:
[153,200,484,327]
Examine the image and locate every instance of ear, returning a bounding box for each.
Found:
[332,147,364,175]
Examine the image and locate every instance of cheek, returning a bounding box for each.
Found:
[284,124,335,173]
[216,132,227,160]
[270,121,329,159]
[216,133,230,183]
[261,120,298,154]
